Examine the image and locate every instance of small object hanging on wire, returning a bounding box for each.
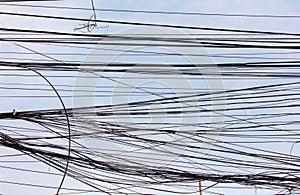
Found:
[74,0,108,32]
[12,109,17,117]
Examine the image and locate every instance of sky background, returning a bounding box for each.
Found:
[1,0,300,195]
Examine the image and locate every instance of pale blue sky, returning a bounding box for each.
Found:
[0,1,300,195]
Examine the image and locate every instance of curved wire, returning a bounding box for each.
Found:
[22,66,71,195]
